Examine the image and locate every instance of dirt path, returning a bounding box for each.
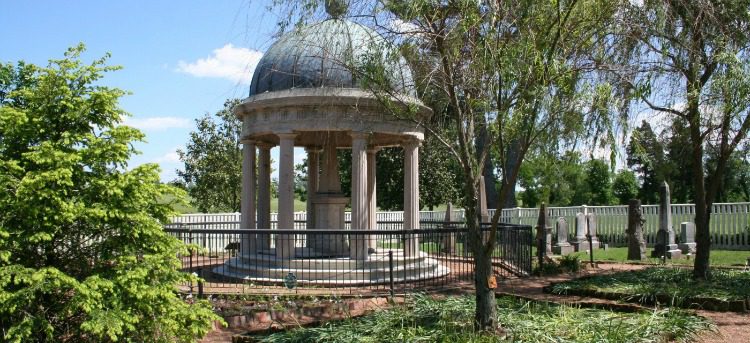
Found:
[200,263,750,342]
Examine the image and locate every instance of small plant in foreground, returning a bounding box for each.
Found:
[559,254,583,273]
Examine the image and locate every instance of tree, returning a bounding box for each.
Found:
[619,0,750,278]
[177,99,242,213]
[518,151,586,207]
[626,120,668,204]
[273,0,620,332]
[294,161,308,201]
[612,170,639,205]
[0,45,218,342]
[582,159,614,205]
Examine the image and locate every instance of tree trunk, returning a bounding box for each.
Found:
[501,140,521,208]
[688,103,711,279]
[464,177,497,332]
[473,249,497,331]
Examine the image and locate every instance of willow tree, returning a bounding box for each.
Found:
[271,0,621,331]
[616,0,750,279]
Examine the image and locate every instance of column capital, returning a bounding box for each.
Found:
[305,146,323,154]
[240,139,256,145]
[349,131,370,140]
[402,137,421,149]
[256,142,275,149]
[366,146,381,154]
[277,132,297,141]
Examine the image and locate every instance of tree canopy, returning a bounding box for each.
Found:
[0,45,218,342]
[178,99,243,213]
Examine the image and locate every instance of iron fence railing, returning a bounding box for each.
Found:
[163,221,532,295]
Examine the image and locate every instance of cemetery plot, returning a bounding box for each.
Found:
[249,295,712,343]
[546,267,750,312]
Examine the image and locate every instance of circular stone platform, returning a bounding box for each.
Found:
[213,248,450,286]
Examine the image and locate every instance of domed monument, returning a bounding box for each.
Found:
[213,1,448,285]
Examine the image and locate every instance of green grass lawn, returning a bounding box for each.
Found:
[159,193,198,214]
[270,197,308,212]
[550,267,750,307]
[568,247,750,267]
[256,295,712,343]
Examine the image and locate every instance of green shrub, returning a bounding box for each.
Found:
[0,45,220,342]
[559,254,583,273]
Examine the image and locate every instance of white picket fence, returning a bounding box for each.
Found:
[169,202,750,250]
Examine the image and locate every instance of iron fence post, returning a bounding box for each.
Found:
[388,250,395,299]
[587,233,595,266]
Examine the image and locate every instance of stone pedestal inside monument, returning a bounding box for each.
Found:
[308,193,349,256]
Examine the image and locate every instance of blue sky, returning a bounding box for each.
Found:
[0,0,303,181]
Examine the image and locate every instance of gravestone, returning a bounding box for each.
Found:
[651,182,682,259]
[584,213,601,251]
[573,212,588,252]
[441,202,456,254]
[552,217,574,255]
[626,199,647,260]
[535,203,553,258]
[678,222,697,254]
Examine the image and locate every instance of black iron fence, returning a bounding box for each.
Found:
[163,220,532,295]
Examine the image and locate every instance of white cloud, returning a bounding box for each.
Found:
[123,116,191,131]
[153,150,182,164]
[176,44,263,84]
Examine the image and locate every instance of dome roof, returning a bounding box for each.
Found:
[249,19,416,97]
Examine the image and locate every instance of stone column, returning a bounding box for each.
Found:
[403,139,420,257]
[367,147,379,251]
[256,143,273,251]
[276,133,296,259]
[535,203,551,263]
[652,181,681,258]
[305,147,321,230]
[350,133,369,259]
[573,212,587,251]
[240,141,257,256]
